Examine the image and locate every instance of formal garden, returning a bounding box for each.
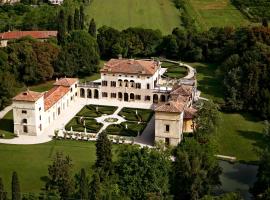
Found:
[63,106,154,138]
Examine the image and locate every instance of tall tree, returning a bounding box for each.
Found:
[89,172,101,200]
[116,146,171,200]
[88,18,96,37]
[0,71,16,110]
[47,152,74,200]
[74,9,80,30]
[172,139,221,200]
[251,149,270,198]
[95,132,112,173]
[57,9,66,45]
[67,14,73,32]
[78,168,88,200]
[0,178,7,200]
[12,172,21,200]
[79,6,85,30]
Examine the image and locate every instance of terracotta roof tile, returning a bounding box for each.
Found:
[155,101,186,113]
[13,90,43,102]
[170,85,193,96]
[184,107,197,119]
[0,31,57,40]
[44,86,70,111]
[100,59,159,75]
[53,78,78,87]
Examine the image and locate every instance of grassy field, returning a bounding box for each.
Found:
[0,140,97,194]
[185,0,250,31]
[190,62,265,162]
[85,0,180,35]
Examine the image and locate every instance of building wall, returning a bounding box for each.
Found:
[154,111,184,146]
[13,97,45,136]
[183,119,194,133]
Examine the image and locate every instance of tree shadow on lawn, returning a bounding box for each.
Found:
[237,130,269,163]
[0,118,14,133]
[195,63,225,103]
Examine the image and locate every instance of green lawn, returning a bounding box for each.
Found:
[185,0,250,31]
[162,61,187,79]
[0,111,14,139]
[0,140,97,194]
[85,0,181,35]
[191,62,265,162]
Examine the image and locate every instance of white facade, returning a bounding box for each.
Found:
[13,78,78,136]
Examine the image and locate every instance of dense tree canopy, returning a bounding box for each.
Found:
[55,30,99,77]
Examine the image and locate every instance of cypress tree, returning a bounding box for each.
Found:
[79,168,88,200]
[89,173,101,200]
[95,132,112,173]
[0,178,7,200]
[88,18,96,37]
[57,9,66,45]
[12,172,21,200]
[74,9,80,30]
[79,6,85,30]
[67,15,73,32]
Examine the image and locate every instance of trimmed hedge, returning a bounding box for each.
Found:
[76,105,117,117]
[65,117,103,133]
[118,108,154,122]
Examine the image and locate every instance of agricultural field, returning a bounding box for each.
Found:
[85,0,181,34]
[185,0,250,31]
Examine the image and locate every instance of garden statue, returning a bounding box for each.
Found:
[96,106,99,112]
[135,109,138,115]
[125,123,128,129]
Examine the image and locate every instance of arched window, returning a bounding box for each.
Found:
[80,88,85,98]
[153,94,158,103]
[87,89,92,98]
[130,93,135,100]
[22,119,27,124]
[118,92,123,99]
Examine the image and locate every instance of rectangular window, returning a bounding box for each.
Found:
[102,81,108,86]
[23,125,28,133]
[39,107,41,111]
[102,92,108,97]
[136,83,141,89]
[145,96,151,101]
[70,88,73,92]
[111,93,117,98]
[165,125,170,132]
[22,110,27,114]
[111,81,116,87]
[135,95,141,100]
[147,84,150,89]
[39,115,41,120]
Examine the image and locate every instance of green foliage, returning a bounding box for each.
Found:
[201,192,243,200]
[116,146,171,200]
[77,168,88,200]
[67,15,73,32]
[0,71,16,110]
[73,9,80,30]
[172,138,221,200]
[0,178,7,200]
[79,6,84,30]
[46,152,74,200]
[251,149,270,198]
[95,132,112,173]
[89,172,101,200]
[12,171,21,200]
[6,38,60,84]
[57,10,67,45]
[88,18,96,37]
[55,30,99,77]
[194,100,220,141]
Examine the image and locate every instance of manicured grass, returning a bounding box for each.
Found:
[191,61,265,162]
[118,107,154,122]
[85,0,181,35]
[0,111,14,139]
[216,112,264,162]
[76,105,117,118]
[0,140,97,194]
[65,117,103,133]
[105,121,147,137]
[162,62,187,78]
[185,0,250,31]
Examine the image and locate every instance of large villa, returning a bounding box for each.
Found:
[12,58,199,146]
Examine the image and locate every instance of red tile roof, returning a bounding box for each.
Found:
[184,107,197,119]
[0,31,57,40]
[44,86,70,111]
[53,78,78,87]
[101,59,159,75]
[170,85,193,96]
[13,90,43,102]
[155,101,186,113]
